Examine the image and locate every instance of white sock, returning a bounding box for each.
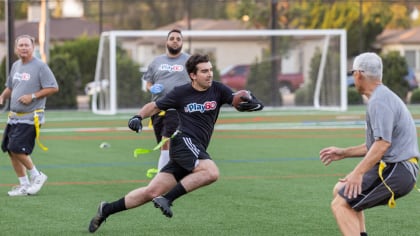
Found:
[18,176,30,186]
[157,150,170,171]
[28,167,40,177]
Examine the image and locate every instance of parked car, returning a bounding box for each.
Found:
[347,67,418,90]
[220,64,304,93]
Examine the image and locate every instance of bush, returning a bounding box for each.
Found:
[116,53,145,108]
[410,89,420,104]
[247,58,282,106]
[381,51,409,102]
[47,54,79,109]
[295,48,340,106]
[347,87,363,105]
[294,84,312,106]
[50,36,99,95]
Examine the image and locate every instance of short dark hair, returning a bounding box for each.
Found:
[167,28,182,38]
[185,54,210,75]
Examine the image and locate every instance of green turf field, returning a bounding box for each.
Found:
[1,107,420,236]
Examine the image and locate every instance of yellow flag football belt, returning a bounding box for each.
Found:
[378,157,418,208]
[8,109,48,151]
[148,110,166,128]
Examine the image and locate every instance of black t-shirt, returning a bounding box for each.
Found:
[156,81,233,149]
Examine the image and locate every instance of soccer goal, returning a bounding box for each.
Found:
[92,29,347,115]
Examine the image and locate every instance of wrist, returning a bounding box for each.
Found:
[31,93,37,101]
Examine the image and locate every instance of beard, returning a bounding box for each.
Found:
[167,44,182,55]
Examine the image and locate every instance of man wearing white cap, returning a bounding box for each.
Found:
[319,52,419,236]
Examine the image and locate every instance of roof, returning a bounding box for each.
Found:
[134,18,260,45]
[375,26,420,47]
[157,18,255,31]
[0,17,110,42]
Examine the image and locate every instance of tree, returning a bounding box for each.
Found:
[285,0,392,56]
[50,36,99,95]
[232,0,270,29]
[0,1,29,20]
[230,0,410,57]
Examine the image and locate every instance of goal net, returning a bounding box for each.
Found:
[92,29,347,115]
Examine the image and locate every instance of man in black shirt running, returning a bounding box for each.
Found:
[88,54,263,233]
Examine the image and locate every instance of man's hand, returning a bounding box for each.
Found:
[342,171,363,199]
[319,146,345,166]
[237,92,264,112]
[128,115,143,133]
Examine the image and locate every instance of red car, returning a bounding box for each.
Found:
[220,64,304,93]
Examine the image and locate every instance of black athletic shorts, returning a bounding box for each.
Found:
[1,124,36,154]
[339,161,416,211]
[151,110,179,143]
[161,131,211,182]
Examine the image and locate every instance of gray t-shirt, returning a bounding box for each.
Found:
[7,57,58,123]
[142,52,190,101]
[366,85,419,178]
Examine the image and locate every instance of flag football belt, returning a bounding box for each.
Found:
[8,109,48,151]
[378,157,417,208]
[148,110,166,128]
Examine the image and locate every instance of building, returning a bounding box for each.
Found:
[126,18,326,77]
[0,17,106,62]
[375,26,420,77]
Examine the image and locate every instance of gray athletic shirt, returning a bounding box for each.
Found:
[142,52,190,101]
[7,57,58,123]
[366,85,419,178]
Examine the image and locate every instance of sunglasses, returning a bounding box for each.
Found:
[351,70,364,75]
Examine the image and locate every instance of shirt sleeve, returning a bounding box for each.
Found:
[155,86,181,110]
[142,60,157,83]
[369,101,394,143]
[40,64,58,88]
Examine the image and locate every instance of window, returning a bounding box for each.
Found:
[404,50,416,69]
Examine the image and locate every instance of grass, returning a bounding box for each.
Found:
[0,107,419,236]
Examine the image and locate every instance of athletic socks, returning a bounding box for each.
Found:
[163,183,187,203]
[157,150,170,171]
[18,176,30,186]
[361,232,368,236]
[102,197,127,217]
[28,166,40,177]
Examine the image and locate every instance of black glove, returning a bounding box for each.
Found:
[237,93,264,112]
[128,115,143,133]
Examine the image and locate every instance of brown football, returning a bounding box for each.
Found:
[232,90,251,109]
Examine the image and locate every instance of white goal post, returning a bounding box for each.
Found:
[92,29,347,115]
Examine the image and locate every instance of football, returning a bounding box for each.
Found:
[232,90,251,109]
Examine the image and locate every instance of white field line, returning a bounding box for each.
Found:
[18,121,368,133]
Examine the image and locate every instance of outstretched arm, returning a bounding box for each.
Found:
[319,143,367,166]
[138,101,161,119]
[128,102,161,133]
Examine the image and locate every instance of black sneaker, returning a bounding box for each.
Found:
[152,196,173,218]
[88,201,108,233]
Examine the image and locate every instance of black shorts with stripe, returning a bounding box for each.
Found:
[161,132,211,181]
[339,162,416,211]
